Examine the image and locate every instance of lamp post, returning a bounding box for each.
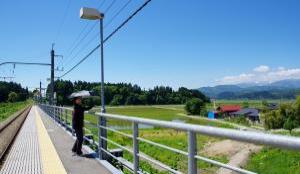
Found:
[80,7,106,159]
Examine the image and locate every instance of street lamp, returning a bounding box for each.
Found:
[80,7,106,159]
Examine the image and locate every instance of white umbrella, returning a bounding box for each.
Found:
[69,90,91,99]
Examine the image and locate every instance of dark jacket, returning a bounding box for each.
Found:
[72,104,93,130]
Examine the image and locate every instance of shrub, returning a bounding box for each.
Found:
[110,95,123,106]
[283,117,297,134]
[242,101,249,108]
[7,92,18,102]
[185,98,205,115]
[264,110,284,129]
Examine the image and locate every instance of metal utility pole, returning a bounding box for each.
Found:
[79,7,107,159]
[0,76,15,81]
[50,44,55,105]
[0,59,60,104]
[99,15,107,156]
[40,81,42,102]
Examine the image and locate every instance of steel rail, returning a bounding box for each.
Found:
[0,106,31,160]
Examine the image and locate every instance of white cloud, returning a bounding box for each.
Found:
[277,67,285,71]
[253,65,270,73]
[216,66,300,85]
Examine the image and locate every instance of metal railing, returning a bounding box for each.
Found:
[38,104,300,174]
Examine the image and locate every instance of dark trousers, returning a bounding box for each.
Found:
[72,128,83,154]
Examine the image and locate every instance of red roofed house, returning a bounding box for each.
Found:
[217,105,241,117]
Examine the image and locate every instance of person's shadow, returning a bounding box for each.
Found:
[81,153,97,158]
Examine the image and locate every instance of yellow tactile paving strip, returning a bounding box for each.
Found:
[34,107,67,174]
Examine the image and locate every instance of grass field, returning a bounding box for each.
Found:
[206,99,294,110]
[80,105,232,173]
[0,101,31,122]
[246,147,300,174]
[88,105,234,129]
[246,131,300,174]
[68,102,299,173]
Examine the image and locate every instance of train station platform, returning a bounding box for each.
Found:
[0,106,114,174]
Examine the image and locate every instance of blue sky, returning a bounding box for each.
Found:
[0,0,299,90]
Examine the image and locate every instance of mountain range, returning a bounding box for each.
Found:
[198,79,300,100]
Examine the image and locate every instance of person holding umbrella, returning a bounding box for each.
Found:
[70,91,94,156]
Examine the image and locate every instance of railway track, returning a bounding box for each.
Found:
[0,106,31,164]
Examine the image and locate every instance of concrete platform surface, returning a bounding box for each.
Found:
[36,106,112,174]
[0,106,113,174]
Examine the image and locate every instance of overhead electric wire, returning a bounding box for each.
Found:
[64,32,99,69]
[104,0,132,28]
[63,0,117,68]
[63,0,133,69]
[104,0,117,13]
[54,0,72,43]
[67,22,98,58]
[66,0,107,54]
[97,0,107,9]
[59,0,152,79]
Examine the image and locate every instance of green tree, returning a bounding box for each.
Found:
[185,98,205,115]
[262,100,268,107]
[8,92,18,102]
[110,95,123,106]
[242,101,249,108]
[283,117,297,134]
[264,110,285,129]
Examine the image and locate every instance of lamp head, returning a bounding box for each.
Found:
[80,7,104,20]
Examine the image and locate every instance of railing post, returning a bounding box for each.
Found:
[98,114,104,159]
[133,122,139,174]
[65,109,68,128]
[60,108,62,124]
[188,131,197,174]
[58,107,60,123]
[53,107,54,118]
[72,110,75,136]
[55,107,57,121]
[56,107,58,122]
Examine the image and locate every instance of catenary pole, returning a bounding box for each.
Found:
[50,45,55,105]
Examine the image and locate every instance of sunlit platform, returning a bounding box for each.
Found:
[0,106,114,174]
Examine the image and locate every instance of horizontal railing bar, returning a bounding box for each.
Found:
[84,120,98,128]
[101,131,183,174]
[96,112,300,150]
[138,153,182,174]
[39,104,299,174]
[100,136,134,154]
[137,137,188,156]
[138,138,257,174]
[99,125,133,138]
[100,147,135,173]
[194,155,256,174]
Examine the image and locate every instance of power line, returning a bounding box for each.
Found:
[54,0,72,43]
[63,32,99,70]
[97,0,107,9]
[63,0,117,67]
[66,0,107,55]
[67,22,98,59]
[104,0,117,13]
[59,0,152,79]
[104,0,132,28]
[64,0,133,70]
[62,0,118,68]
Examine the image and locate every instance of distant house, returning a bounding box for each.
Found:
[208,111,218,119]
[217,105,241,116]
[267,103,278,110]
[230,108,260,122]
